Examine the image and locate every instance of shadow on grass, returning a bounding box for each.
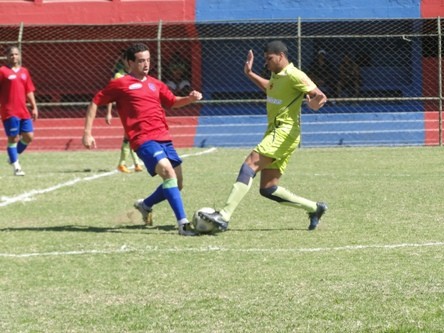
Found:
[0,224,176,233]
[233,227,310,232]
[57,168,114,174]
[0,225,309,234]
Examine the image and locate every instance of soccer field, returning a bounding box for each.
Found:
[1,147,443,332]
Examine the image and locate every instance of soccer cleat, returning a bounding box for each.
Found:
[117,165,131,173]
[14,168,25,176]
[198,211,229,231]
[178,223,198,236]
[134,164,143,172]
[308,202,328,230]
[134,199,153,226]
[9,160,25,176]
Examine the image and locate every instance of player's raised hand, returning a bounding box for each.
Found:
[82,133,96,149]
[244,49,254,75]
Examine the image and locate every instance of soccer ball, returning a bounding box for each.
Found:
[192,207,217,234]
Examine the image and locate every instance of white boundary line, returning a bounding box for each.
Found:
[0,148,217,207]
[1,241,443,258]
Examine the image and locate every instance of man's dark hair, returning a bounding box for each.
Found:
[126,43,149,62]
[5,45,20,55]
[120,49,127,61]
[264,40,288,57]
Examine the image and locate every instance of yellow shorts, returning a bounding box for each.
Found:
[254,125,300,174]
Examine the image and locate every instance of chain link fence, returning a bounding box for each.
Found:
[0,18,442,147]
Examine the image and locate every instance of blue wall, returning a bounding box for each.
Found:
[193,0,428,147]
[196,0,421,21]
[194,112,426,148]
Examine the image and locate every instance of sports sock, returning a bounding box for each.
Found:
[178,218,189,226]
[162,178,187,222]
[17,139,28,154]
[220,178,253,221]
[119,139,130,165]
[130,148,142,166]
[261,186,317,212]
[143,184,166,208]
[7,143,18,164]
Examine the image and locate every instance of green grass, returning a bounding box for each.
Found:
[1,146,443,332]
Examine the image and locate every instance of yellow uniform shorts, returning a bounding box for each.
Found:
[254,125,300,174]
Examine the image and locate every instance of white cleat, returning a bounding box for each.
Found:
[133,199,153,225]
[14,168,25,176]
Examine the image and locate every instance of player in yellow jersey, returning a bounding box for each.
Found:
[199,40,328,231]
[106,51,143,174]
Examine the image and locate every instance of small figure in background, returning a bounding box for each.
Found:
[165,52,191,96]
[307,49,335,97]
[336,52,361,98]
[0,45,38,176]
[106,50,143,173]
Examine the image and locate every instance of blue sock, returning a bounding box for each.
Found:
[17,140,28,154]
[7,143,18,163]
[162,178,186,221]
[143,184,165,208]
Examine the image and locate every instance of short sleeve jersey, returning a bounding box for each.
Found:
[266,63,316,132]
[0,66,35,120]
[93,74,176,151]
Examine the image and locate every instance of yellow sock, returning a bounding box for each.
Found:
[220,179,253,221]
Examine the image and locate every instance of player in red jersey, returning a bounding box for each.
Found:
[82,43,202,236]
[0,46,38,176]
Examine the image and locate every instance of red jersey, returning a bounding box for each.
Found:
[0,66,35,120]
[93,74,176,151]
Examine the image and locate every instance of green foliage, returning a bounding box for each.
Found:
[1,147,443,332]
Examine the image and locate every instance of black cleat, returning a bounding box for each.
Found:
[198,211,229,231]
[308,202,328,230]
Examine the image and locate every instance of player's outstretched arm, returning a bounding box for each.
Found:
[172,90,203,109]
[83,102,98,149]
[306,87,327,111]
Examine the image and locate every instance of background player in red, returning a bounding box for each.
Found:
[82,43,202,236]
[105,51,144,174]
[0,45,38,176]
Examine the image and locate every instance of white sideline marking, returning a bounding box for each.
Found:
[1,241,443,258]
[0,148,217,207]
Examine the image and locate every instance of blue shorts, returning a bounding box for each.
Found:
[3,117,34,137]
[136,140,182,177]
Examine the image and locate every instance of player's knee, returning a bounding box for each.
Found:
[236,163,256,185]
[8,135,20,144]
[260,186,284,203]
[155,159,175,179]
[23,135,33,144]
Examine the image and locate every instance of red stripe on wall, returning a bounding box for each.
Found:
[421,0,444,17]
[0,117,198,151]
[0,0,195,25]
[425,112,444,146]
[422,57,443,145]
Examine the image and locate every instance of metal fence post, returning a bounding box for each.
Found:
[157,20,163,81]
[297,16,302,70]
[18,22,24,51]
